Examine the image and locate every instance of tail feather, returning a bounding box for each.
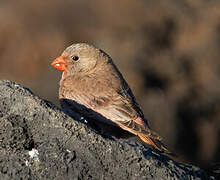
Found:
[138,133,174,156]
[114,120,175,156]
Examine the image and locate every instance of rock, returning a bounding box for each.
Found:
[0,80,214,179]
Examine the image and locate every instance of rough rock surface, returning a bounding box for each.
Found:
[0,80,214,179]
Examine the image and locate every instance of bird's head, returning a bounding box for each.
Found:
[51,43,107,75]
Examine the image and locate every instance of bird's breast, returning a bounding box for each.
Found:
[59,75,100,107]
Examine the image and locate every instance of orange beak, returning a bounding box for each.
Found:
[51,56,67,71]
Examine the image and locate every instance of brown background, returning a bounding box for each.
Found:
[1,0,219,169]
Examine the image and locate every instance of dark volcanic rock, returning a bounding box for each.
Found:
[0,80,214,180]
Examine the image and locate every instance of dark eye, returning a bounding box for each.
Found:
[72,56,79,61]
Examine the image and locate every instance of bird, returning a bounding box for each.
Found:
[51,43,171,154]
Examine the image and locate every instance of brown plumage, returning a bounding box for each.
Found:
[51,43,171,154]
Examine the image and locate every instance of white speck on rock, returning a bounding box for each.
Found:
[28,149,39,159]
[25,160,30,167]
[66,149,71,153]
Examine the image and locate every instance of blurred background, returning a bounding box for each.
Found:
[0,0,219,169]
